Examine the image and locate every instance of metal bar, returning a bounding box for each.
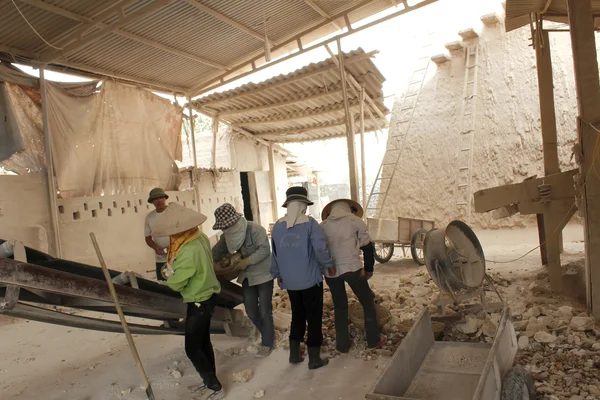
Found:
[359,85,367,215]
[40,69,62,258]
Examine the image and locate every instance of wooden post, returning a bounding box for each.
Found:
[567,0,600,316]
[40,68,62,258]
[534,28,563,276]
[267,143,279,221]
[337,38,359,201]
[359,85,367,214]
[187,96,201,212]
[211,116,219,170]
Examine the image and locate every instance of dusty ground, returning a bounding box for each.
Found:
[0,223,589,400]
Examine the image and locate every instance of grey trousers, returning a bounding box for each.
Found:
[242,279,275,348]
[325,270,380,350]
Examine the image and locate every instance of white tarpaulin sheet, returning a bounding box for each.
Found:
[46,81,182,198]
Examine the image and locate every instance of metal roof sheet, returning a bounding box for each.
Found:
[1,0,433,94]
[504,0,600,31]
[191,48,389,143]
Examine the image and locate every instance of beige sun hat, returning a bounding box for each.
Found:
[151,203,207,236]
[321,198,364,220]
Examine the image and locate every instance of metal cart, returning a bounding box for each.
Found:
[368,217,435,265]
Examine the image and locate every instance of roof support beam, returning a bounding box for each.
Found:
[304,0,343,30]
[185,0,276,45]
[567,0,600,317]
[256,114,379,137]
[235,100,362,126]
[39,0,176,64]
[19,0,228,70]
[192,0,438,96]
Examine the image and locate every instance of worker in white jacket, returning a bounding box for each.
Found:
[321,199,386,352]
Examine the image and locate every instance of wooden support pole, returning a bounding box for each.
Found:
[187,97,200,212]
[534,28,562,268]
[567,0,600,316]
[40,69,62,258]
[267,143,279,221]
[359,85,367,213]
[211,116,219,170]
[337,38,359,202]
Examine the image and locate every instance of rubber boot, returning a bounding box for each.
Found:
[308,347,329,370]
[289,340,304,364]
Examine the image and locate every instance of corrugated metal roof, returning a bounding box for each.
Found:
[191,48,389,143]
[504,0,600,31]
[0,0,429,94]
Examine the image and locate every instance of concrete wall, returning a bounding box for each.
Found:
[381,3,590,229]
[0,174,53,253]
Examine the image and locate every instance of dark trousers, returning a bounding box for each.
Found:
[325,270,380,349]
[185,295,219,385]
[288,283,324,348]
[242,279,275,348]
[155,262,166,281]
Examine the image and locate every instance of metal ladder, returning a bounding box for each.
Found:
[365,32,435,218]
[456,44,480,222]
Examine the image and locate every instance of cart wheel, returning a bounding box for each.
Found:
[374,243,394,264]
[501,366,536,400]
[410,229,427,266]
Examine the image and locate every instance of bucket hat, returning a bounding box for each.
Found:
[212,203,243,230]
[282,186,314,208]
[147,187,169,203]
[150,203,207,237]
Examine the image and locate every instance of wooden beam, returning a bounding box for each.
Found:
[267,144,279,221]
[567,0,600,317]
[256,114,379,137]
[187,96,201,211]
[304,0,343,30]
[191,0,438,96]
[359,85,367,212]
[40,0,175,64]
[19,1,227,69]
[185,0,276,45]
[39,68,62,258]
[535,29,560,175]
[338,38,359,202]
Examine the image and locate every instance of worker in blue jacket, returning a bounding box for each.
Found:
[270,186,335,370]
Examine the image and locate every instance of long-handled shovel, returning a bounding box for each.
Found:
[90,233,155,400]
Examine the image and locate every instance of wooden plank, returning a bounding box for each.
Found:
[368,218,399,242]
[567,0,600,316]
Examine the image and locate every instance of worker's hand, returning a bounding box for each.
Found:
[327,267,336,277]
[233,258,251,271]
[154,246,167,256]
[161,263,174,280]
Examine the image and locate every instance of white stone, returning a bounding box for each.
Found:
[253,389,265,398]
[410,286,431,297]
[570,316,594,331]
[534,331,557,343]
[481,321,497,337]
[592,343,600,351]
[568,396,584,400]
[120,389,132,397]
[518,335,530,350]
[522,306,541,319]
[557,306,574,319]
[233,368,254,383]
[171,369,182,379]
[456,316,483,334]
[411,276,428,285]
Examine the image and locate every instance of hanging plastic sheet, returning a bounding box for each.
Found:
[0,82,24,161]
[45,81,183,198]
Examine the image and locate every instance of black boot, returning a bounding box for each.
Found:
[308,347,329,370]
[289,339,304,364]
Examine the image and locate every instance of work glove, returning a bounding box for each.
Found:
[233,258,251,272]
[161,263,174,280]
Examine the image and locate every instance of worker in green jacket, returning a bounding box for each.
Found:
[151,203,223,400]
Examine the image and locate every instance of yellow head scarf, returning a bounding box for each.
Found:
[168,227,200,263]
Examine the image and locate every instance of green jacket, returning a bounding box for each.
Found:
[167,234,221,303]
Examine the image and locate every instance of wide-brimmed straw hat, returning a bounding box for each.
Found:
[151,203,207,236]
[213,203,242,230]
[147,187,168,203]
[321,198,364,220]
[282,186,314,208]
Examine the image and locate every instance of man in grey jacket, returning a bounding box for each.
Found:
[212,203,274,357]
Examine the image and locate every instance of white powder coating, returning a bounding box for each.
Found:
[380,3,600,228]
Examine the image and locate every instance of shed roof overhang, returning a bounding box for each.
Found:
[1,0,437,96]
[504,0,600,32]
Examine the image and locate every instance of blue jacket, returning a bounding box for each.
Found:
[270,217,334,291]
